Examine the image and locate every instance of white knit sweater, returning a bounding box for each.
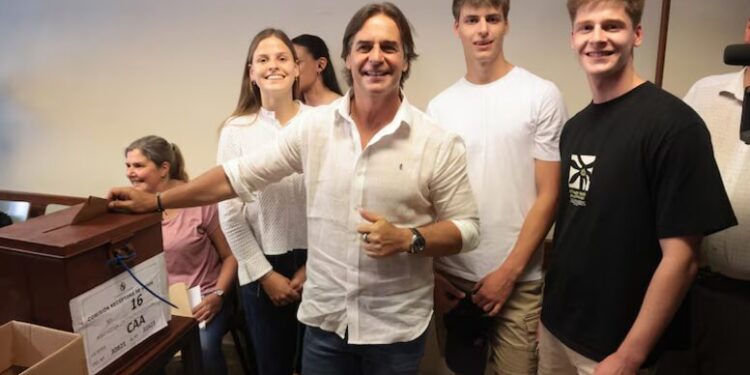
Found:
[216,104,308,285]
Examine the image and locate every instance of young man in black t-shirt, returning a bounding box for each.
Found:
[538,1,737,374]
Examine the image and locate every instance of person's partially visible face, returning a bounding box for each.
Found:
[454,4,508,65]
[570,2,642,79]
[744,17,750,43]
[250,36,299,97]
[125,149,167,193]
[345,14,408,98]
[294,44,318,95]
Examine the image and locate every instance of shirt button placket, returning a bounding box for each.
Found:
[346,151,368,341]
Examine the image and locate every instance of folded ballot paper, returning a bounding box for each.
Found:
[168,283,205,328]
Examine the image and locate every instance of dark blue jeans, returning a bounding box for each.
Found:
[302,326,427,375]
[241,249,307,375]
[199,300,230,374]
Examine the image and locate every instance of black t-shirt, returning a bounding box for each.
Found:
[542,82,736,366]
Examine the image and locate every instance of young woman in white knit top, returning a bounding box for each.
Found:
[216,28,308,375]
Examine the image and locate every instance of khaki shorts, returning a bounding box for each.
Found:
[435,273,543,375]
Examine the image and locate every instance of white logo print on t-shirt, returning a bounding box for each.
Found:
[569,154,596,206]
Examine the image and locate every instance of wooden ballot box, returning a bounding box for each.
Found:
[0,200,163,332]
[0,192,203,374]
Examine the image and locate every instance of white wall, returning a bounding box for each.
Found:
[1,1,747,196]
[663,0,750,96]
[0,0,662,197]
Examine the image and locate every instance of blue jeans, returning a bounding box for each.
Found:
[302,326,427,375]
[199,300,230,374]
[241,249,307,375]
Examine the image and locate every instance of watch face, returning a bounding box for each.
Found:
[410,228,426,254]
[415,238,426,251]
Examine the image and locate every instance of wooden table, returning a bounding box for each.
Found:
[100,315,203,375]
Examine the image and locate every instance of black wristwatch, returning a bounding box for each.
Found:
[408,228,426,254]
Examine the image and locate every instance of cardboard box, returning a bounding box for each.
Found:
[0,321,86,375]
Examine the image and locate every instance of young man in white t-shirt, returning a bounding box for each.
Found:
[426,0,566,373]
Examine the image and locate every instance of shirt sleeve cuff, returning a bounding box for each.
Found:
[451,218,480,253]
[236,251,273,285]
[222,160,256,203]
[532,144,561,162]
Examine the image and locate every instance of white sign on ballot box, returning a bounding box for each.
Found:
[69,253,171,374]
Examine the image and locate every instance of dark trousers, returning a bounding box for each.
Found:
[657,269,750,375]
[240,249,306,375]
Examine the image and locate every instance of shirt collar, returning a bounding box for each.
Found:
[334,89,415,130]
[719,68,748,101]
[259,101,306,126]
[259,106,276,123]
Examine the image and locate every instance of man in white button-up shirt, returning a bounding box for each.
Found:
[657,17,750,375]
[109,3,479,374]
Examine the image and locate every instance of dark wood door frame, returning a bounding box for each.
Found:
[655,0,672,87]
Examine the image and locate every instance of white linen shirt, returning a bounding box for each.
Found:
[683,69,750,280]
[217,105,309,286]
[223,93,480,344]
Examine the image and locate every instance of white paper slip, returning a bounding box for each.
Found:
[188,286,205,329]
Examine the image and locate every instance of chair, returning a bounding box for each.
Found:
[0,200,30,224]
[0,190,86,220]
